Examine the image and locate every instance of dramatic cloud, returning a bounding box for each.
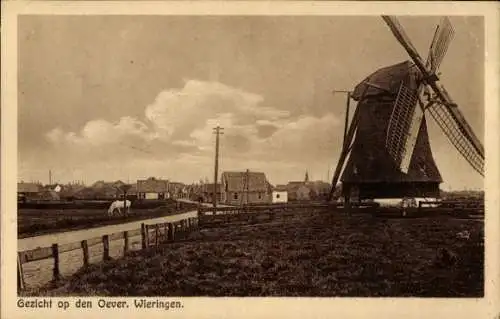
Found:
[41,80,341,183]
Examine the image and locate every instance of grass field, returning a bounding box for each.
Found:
[18,200,197,238]
[28,211,484,297]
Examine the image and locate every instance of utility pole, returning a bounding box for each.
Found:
[332,90,352,147]
[49,170,52,185]
[213,126,224,209]
[245,169,249,205]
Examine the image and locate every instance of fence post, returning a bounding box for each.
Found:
[155,224,160,247]
[51,244,60,282]
[146,224,152,247]
[103,235,110,261]
[123,231,129,255]
[168,222,175,241]
[81,240,89,267]
[182,220,187,236]
[141,223,147,249]
[17,252,25,291]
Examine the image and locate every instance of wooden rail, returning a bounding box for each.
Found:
[419,200,484,212]
[197,202,382,215]
[197,203,373,227]
[198,201,485,227]
[17,217,199,291]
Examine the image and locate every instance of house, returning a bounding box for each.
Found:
[112,180,126,189]
[296,184,311,201]
[73,181,121,200]
[43,184,63,193]
[221,170,272,205]
[137,177,169,200]
[308,181,332,201]
[285,181,308,201]
[59,184,85,201]
[272,185,288,204]
[201,183,223,203]
[187,184,203,201]
[17,182,42,202]
[168,182,185,199]
[74,186,117,200]
[124,183,138,200]
[36,189,61,201]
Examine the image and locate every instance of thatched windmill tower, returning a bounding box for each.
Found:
[328,16,484,206]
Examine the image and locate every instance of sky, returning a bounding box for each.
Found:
[18,15,484,190]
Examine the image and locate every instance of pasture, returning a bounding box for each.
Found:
[28,210,484,297]
[18,200,197,238]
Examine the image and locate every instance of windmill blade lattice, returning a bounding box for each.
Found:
[382,15,484,177]
[427,17,455,73]
[386,82,420,171]
[427,102,484,176]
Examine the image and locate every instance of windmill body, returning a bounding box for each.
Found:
[341,60,442,200]
[328,16,484,205]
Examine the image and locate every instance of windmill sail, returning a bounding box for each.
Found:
[382,15,484,177]
[386,82,420,172]
[427,17,455,73]
[427,101,484,176]
[400,88,425,172]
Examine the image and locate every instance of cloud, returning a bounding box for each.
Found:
[144,80,289,141]
[40,80,342,183]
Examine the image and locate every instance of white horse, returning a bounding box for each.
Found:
[107,200,131,217]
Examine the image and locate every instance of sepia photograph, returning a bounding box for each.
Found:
[2,2,499,319]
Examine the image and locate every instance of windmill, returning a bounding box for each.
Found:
[328,16,484,206]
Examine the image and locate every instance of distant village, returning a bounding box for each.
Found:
[17,170,335,205]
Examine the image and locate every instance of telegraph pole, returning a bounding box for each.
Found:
[213,126,224,209]
[332,90,352,147]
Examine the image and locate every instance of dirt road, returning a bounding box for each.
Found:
[19,210,197,289]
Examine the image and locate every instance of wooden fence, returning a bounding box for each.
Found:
[197,203,349,227]
[17,217,199,291]
[197,200,485,227]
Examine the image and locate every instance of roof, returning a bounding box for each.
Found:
[307,181,331,191]
[273,186,288,192]
[137,177,169,193]
[37,190,60,200]
[286,181,306,190]
[91,180,125,189]
[91,180,108,188]
[168,182,185,192]
[222,171,269,192]
[74,186,119,198]
[127,184,138,194]
[352,60,420,101]
[112,180,126,188]
[18,183,41,193]
[59,185,85,197]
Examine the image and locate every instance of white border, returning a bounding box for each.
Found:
[2,2,499,319]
